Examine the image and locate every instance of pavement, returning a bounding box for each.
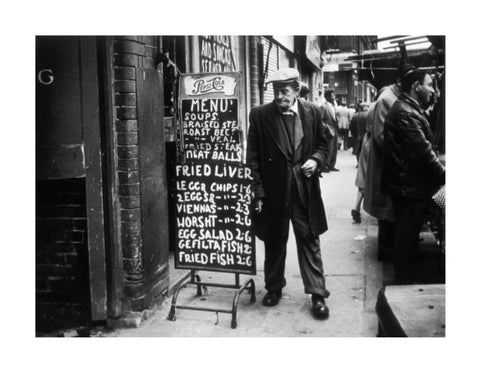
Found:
[102,148,388,337]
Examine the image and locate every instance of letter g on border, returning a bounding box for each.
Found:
[38,69,54,85]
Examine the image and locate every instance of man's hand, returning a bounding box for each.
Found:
[301,159,318,178]
[255,198,264,213]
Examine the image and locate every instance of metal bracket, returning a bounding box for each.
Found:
[167,271,256,329]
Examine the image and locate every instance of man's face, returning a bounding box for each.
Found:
[273,83,297,111]
[326,93,335,104]
[415,74,435,106]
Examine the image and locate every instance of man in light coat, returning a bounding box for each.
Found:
[247,68,330,319]
[319,90,340,172]
[363,64,415,260]
[337,102,351,150]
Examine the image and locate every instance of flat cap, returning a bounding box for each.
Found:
[266,67,299,84]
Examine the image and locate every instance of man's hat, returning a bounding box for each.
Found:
[324,89,335,98]
[397,62,416,79]
[265,67,300,84]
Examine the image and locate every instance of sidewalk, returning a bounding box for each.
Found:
[104,149,386,337]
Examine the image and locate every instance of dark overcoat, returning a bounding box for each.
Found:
[246,100,329,241]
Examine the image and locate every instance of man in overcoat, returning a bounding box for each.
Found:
[247,68,330,319]
[319,90,340,172]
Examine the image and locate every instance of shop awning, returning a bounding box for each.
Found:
[344,44,444,89]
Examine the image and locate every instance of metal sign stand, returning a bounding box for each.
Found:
[167,270,255,328]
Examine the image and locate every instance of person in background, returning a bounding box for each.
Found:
[337,102,351,150]
[247,67,331,319]
[350,103,369,164]
[363,64,414,261]
[299,82,311,101]
[430,73,445,155]
[347,104,357,149]
[319,90,340,172]
[350,103,369,223]
[382,68,445,283]
[348,103,356,117]
[356,100,363,112]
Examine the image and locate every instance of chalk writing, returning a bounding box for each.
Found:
[175,77,254,274]
[182,99,241,163]
[200,36,235,73]
[175,162,254,273]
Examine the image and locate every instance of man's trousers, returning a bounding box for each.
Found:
[391,196,429,283]
[263,183,330,298]
[326,129,339,169]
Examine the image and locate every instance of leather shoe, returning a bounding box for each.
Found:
[262,290,282,307]
[312,295,329,319]
[351,209,361,223]
[330,167,340,172]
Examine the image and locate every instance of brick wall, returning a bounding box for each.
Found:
[36,37,164,331]
[36,178,90,331]
[112,36,161,310]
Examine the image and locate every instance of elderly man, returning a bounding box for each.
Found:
[247,67,330,319]
[382,68,445,283]
[319,90,340,172]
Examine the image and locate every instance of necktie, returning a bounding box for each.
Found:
[281,113,295,148]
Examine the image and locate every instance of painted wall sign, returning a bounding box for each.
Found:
[200,35,235,73]
[175,72,255,274]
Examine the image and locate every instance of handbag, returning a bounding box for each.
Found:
[431,185,445,214]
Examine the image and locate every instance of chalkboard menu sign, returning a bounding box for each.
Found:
[175,72,255,275]
[181,98,241,163]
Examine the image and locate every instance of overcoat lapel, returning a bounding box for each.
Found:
[329,104,336,122]
[322,102,336,124]
[293,113,303,151]
[298,100,312,155]
[264,102,292,158]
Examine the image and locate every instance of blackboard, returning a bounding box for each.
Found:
[175,72,255,274]
[181,99,241,163]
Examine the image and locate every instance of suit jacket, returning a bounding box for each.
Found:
[337,106,351,130]
[247,100,329,241]
[319,102,339,137]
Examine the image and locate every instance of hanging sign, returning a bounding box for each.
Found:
[175,72,255,275]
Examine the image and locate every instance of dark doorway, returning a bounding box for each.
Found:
[36,36,107,332]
